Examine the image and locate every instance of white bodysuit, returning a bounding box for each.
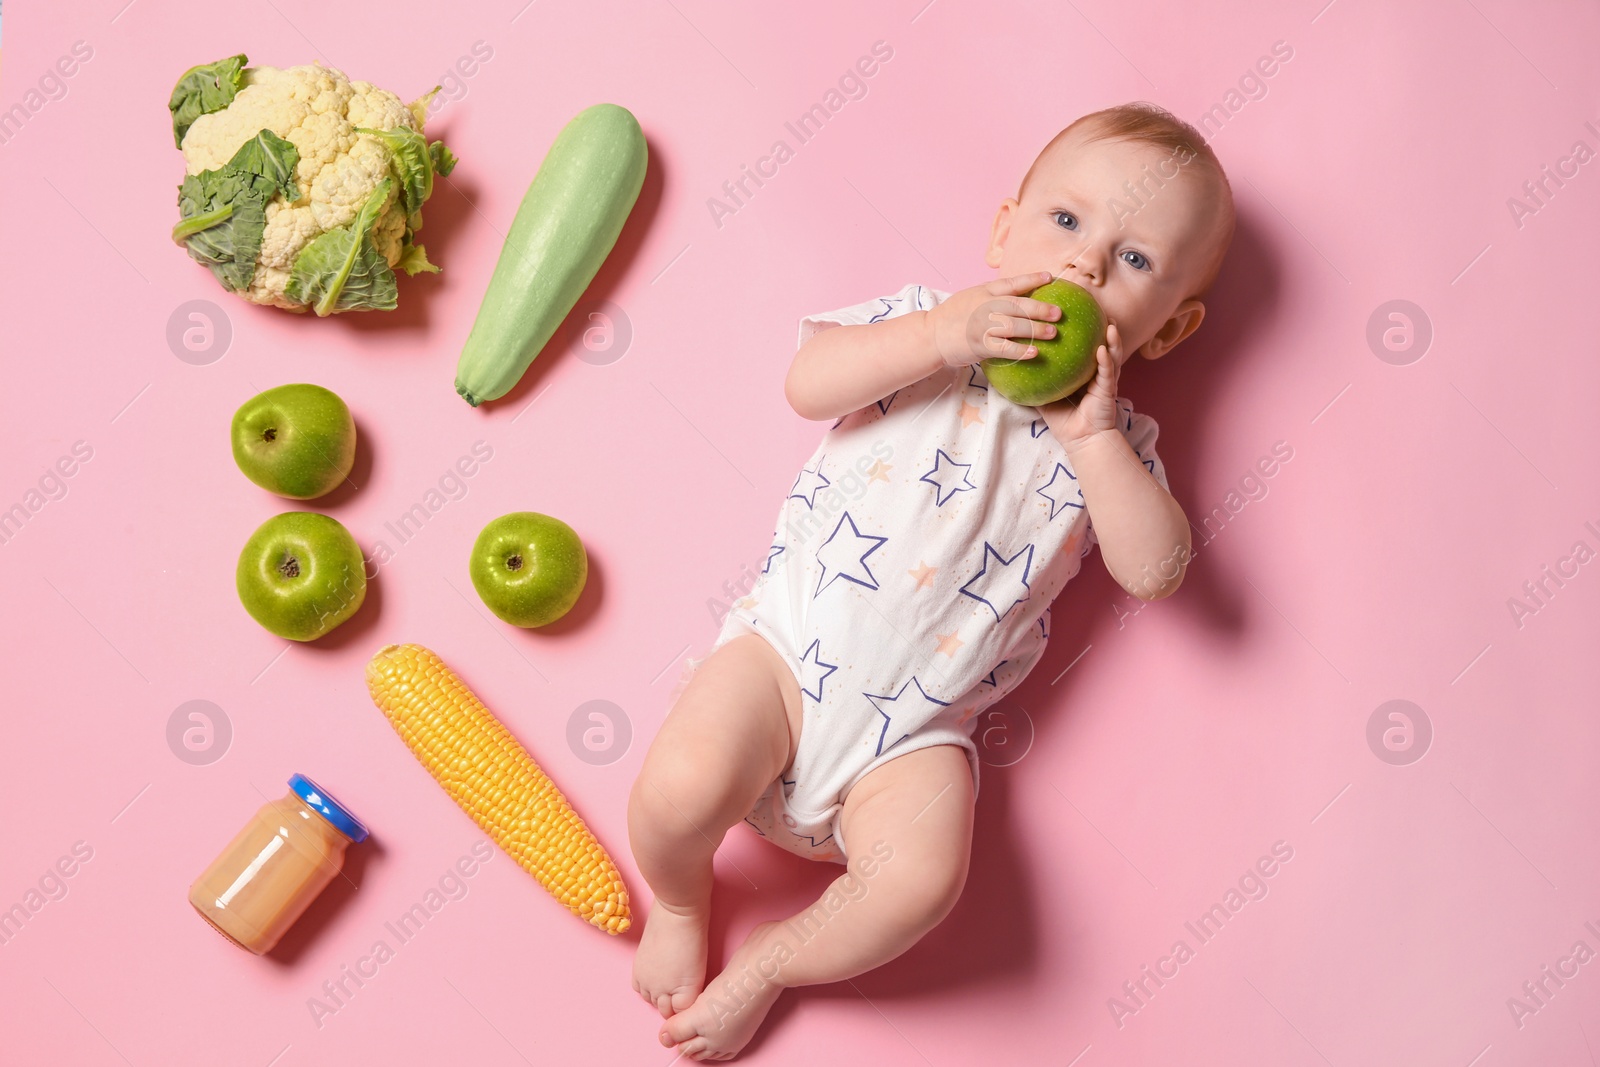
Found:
[708,283,1171,864]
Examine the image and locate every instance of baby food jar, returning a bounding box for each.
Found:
[189,774,369,955]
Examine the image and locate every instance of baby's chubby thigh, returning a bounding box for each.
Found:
[836,744,976,933]
[755,745,976,990]
[630,632,805,871]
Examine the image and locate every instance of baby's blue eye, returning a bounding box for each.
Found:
[1052,210,1078,231]
[1122,249,1151,271]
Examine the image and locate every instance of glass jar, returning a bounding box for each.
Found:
[189,773,369,955]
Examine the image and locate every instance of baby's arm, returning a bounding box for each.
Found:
[1062,430,1191,600]
[785,272,1061,421]
[1037,322,1191,600]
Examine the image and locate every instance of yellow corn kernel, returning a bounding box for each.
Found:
[365,643,631,935]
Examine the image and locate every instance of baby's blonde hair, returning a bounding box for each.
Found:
[1019,101,1235,299]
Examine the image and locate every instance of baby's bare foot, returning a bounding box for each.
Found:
[659,920,788,1061]
[633,898,710,1018]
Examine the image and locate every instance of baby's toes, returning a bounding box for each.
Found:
[680,1038,714,1061]
[670,987,698,1014]
[662,1011,713,1049]
[662,1011,702,1046]
[635,981,671,1015]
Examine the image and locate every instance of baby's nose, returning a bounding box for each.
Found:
[1058,266,1098,287]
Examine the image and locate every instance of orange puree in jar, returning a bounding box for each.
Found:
[189,774,369,955]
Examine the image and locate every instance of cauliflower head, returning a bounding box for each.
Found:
[170,56,458,315]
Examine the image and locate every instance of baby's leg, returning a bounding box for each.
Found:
[660,743,974,1061]
[628,633,801,1018]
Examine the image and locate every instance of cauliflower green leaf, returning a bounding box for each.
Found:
[357,126,457,238]
[429,140,458,178]
[204,129,301,205]
[396,241,441,276]
[356,126,434,226]
[169,54,248,148]
[172,129,300,292]
[408,87,440,129]
[178,197,268,292]
[285,179,400,316]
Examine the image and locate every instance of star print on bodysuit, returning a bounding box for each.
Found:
[959,541,1036,622]
[798,639,838,702]
[920,449,976,506]
[789,458,830,508]
[814,512,888,597]
[865,676,951,756]
[1036,463,1085,520]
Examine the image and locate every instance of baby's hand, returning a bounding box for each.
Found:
[1034,321,1125,449]
[926,271,1062,369]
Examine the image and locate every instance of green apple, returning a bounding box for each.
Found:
[236,512,367,641]
[470,512,588,627]
[231,384,356,500]
[980,278,1106,406]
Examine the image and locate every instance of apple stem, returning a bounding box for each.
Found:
[262,428,277,442]
[279,556,301,579]
[505,554,524,572]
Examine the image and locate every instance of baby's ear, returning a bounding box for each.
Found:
[1142,299,1206,360]
[985,198,1019,268]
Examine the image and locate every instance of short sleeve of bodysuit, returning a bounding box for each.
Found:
[795,282,939,351]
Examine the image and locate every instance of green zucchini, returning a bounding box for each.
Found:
[455,103,648,406]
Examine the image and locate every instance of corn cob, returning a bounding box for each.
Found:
[365,643,631,934]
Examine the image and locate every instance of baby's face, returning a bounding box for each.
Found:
[986,127,1222,364]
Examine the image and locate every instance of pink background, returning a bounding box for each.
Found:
[2,0,1598,1063]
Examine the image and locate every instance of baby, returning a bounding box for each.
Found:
[629,101,1236,1061]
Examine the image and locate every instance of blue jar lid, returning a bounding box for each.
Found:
[289,774,369,843]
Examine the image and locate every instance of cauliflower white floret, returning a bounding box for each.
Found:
[179,63,421,310]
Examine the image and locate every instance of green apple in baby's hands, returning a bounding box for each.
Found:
[231,383,356,500]
[981,279,1106,406]
[469,512,588,627]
